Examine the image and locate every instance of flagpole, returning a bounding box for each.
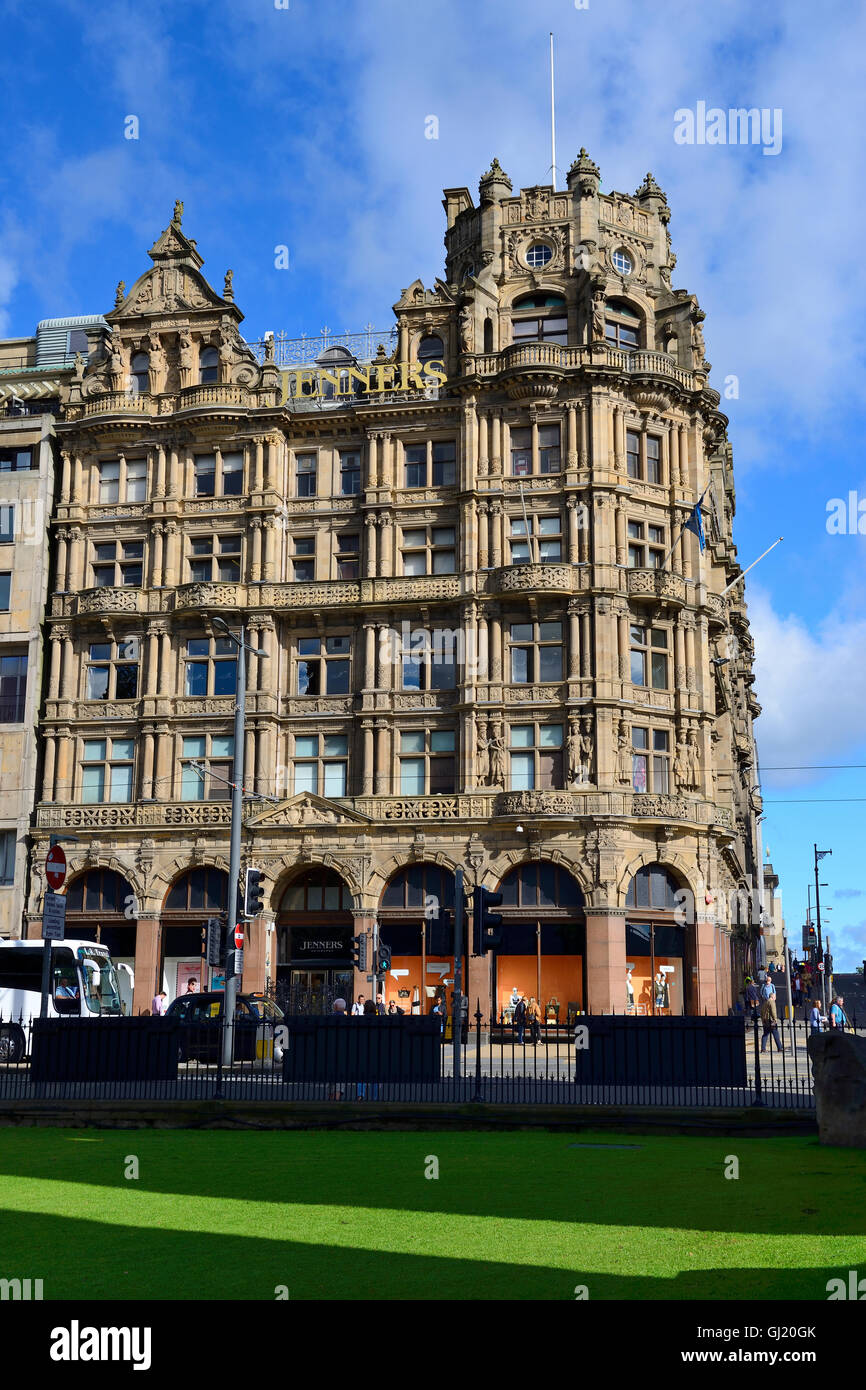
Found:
[721,537,783,597]
[659,485,710,570]
[549,33,556,191]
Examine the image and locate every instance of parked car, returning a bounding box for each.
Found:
[164,992,285,1063]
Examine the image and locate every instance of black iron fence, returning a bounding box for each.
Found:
[0,1007,854,1109]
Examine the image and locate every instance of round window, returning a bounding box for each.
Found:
[612,249,633,275]
[525,243,553,268]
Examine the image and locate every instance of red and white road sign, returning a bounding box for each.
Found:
[234,923,244,949]
[45,845,67,892]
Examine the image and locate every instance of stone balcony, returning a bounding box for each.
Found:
[626,567,687,607]
[465,344,696,391]
[495,562,574,595]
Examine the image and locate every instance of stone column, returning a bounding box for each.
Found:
[72,454,84,504]
[614,405,625,473]
[365,514,378,578]
[68,528,84,592]
[568,601,581,678]
[567,497,581,563]
[477,612,489,681]
[60,452,72,505]
[154,724,171,801]
[255,721,271,796]
[478,411,489,478]
[566,402,578,468]
[55,728,72,802]
[363,623,376,690]
[489,610,503,681]
[530,416,540,475]
[580,608,591,678]
[675,619,687,690]
[42,733,57,802]
[55,530,68,591]
[490,412,502,475]
[617,604,630,683]
[60,633,75,700]
[375,719,390,795]
[367,432,379,489]
[377,622,395,691]
[250,518,263,582]
[159,631,172,694]
[578,402,589,469]
[253,436,265,493]
[679,422,689,490]
[140,726,155,800]
[478,504,490,569]
[145,626,160,696]
[48,634,63,699]
[380,432,393,491]
[163,522,180,588]
[150,524,164,587]
[378,514,393,578]
[462,400,476,491]
[361,720,375,795]
[263,517,278,581]
[585,908,628,1013]
[490,503,503,568]
[132,917,161,1016]
[615,498,627,566]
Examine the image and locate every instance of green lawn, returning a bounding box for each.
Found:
[0,1128,863,1300]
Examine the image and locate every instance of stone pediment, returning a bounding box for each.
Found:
[245,793,372,828]
[110,262,231,320]
[394,277,455,310]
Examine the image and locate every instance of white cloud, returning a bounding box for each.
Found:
[749,586,866,782]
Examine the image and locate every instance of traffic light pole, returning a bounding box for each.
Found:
[222,629,246,1067]
[814,845,827,1016]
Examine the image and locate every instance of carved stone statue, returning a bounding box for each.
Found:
[173,199,184,225]
[475,718,489,787]
[109,326,124,389]
[114,280,126,308]
[673,737,689,788]
[264,333,275,364]
[178,332,193,389]
[566,721,581,787]
[488,720,508,788]
[591,290,606,343]
[72,352,85,381]
[147,334,166,395]
[458,304,474,354]
[616,719,632,785]
[224,269,234,301]
[686,729,700,789]
[218,324,234,383]
[579,716,594,784]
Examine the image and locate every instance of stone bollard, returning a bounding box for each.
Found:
[808,1031,866,1148]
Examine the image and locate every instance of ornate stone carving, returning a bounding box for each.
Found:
[78,588,139,615]
[632,794,692,820]
[495,790,576,817]
[497,564,572,594]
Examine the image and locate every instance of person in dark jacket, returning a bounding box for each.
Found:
[512,996,527,1045]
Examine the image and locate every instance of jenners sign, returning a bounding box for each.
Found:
[280,359,447,404]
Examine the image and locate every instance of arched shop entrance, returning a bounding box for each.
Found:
[378,864,456,1016]
[625,865,695,1015]
[492,862,586,1026]
[276,869,355,1014]
[63,869,137,1009]
[162,867,228,1001]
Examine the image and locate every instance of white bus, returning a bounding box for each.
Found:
[0,939,124,1062]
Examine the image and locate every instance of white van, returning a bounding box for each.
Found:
[0,938,124,1062]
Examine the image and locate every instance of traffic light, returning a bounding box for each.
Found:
[473,887,504,954]
[204,917,225,969]
[377,941,392,975]
[351,934,369,971]
[243,867,265,918]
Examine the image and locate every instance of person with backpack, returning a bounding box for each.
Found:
[742,976,760,1023]
[527,997,542,1046]
[512,995,527,1045]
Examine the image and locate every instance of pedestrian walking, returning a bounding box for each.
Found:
[829,996,849,1031]
[351,995,365,1016]
[759,975,783,1053]
[743,976,759,1024]
[151,990,167,1016]
[808,1002,823,1036]
[431,998,445,1034]
[527,996,542,1046]
[512,995,527,1045]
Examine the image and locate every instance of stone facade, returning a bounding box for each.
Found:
[25,164,764,1017]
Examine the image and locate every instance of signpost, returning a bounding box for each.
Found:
[45,845,67,892]
[42,892,66,941]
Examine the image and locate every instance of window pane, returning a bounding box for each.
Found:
[511,647,530,683]
[511,624,533,642]
[432,550,455,574]
[653,757,669,794]
[195,457,216,495]
[537,516,560,535]
[630,651,645,685]
[83,740,106,761]
[326,636,350,654]
[185,662,207,696]
[400,759,425,795]
[86,666,109,700]
[213,660,237,696]
[430,757,454,793]
[430,729,455,752]
[212,736,234,759]
[323,736,348,757]
[538,725,563,748]
[182,736,206,758]
[538,645,562,682]
[221,453,243,494]
[403,553,426,577]
[402,658,422,690]
[432,528,455,546]
[109,763,133,802]
[511,542,531,564]
[632,728,648,749]
[296,736,318,759]
[510,725,534,749]
[81,765,104,802]
[112,739,135,760]
[632,754,648,793]
[653,730,669,751]
[539,622,562,641]
[114,664,137,699]
[400,731,425,753]
[323,762,347,798]
[538,540,561,562]
[297,638,320,656]
[651,629,668,648]
[325,660,350,694]
[294,763,317,795]
[402,529,426,547]
[511,752,534,791]
[651,653,668,689]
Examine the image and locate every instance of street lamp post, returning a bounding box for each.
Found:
[206,615,267,1068]
[814,845,832,1016]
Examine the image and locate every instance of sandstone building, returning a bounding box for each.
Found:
[26,161,764,1019]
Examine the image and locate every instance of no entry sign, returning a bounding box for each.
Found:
[233,923,244,949]
[45,845,67,892]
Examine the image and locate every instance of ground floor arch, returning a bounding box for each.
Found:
[378,863,457,1018]
[625,865,696,1015]
[491,861,586,1027]
[276,867,355,1013]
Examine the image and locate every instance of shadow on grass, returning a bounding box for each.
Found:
[0,1130,863,1237]
[0,1210,855,1302]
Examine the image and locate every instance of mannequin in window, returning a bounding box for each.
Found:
[626,969,635,1008]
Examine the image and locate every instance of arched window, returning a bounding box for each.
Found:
[604,299,641,352]
[199,346,218,384]
[483,319,493,353]
[511,293,567,346]
[625,864,680,910]
[417,335,444,363]
[380,863,455,913]
[129,353,149,394]
[66,868,133,914]
[280,869,353,913]
[499,863,583,910]
[164,867,228,914]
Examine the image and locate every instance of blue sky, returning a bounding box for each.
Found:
[2,0,865,967]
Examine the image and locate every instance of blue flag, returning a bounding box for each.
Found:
[684,502,705,551]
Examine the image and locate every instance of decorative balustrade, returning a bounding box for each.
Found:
[626,568,687,605]
[497,562,573,595]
